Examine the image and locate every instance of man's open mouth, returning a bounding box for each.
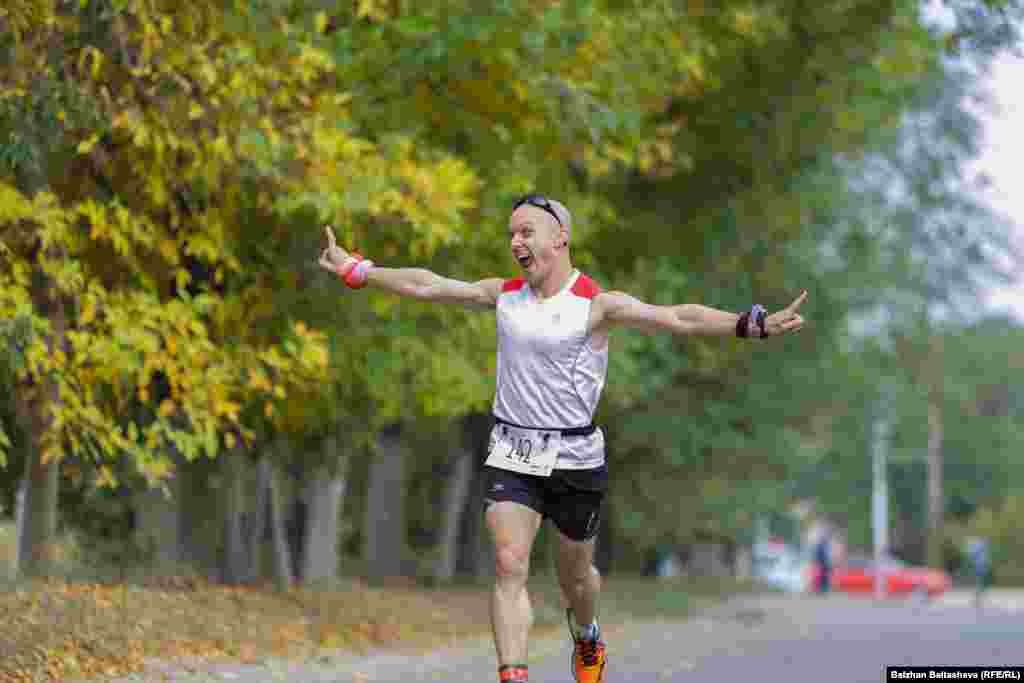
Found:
[516,253,534,268]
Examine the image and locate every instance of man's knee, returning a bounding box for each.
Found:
[559,560,599,588]
[495,545,531,583]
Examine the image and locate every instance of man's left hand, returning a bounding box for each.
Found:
[763,290,808,337]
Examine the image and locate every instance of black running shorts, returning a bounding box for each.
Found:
[483,464,608,542]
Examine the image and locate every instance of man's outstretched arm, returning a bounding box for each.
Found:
[367,268,503,309]
[318,225,503,309]
[594,290,807,337]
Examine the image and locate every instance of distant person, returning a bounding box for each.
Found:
[967,537,991,609]
[813,530,832,594]
[318,196,808,683]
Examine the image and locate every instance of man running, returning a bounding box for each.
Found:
[318,194,807,683]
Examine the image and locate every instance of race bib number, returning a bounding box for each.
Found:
[485,424,562,477]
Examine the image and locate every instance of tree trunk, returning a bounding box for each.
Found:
[15,438,61,579]
[926,400,944,569]
[300,438,347,584]
[460,459,496,580]
[457,415,494,580]
[268,455,295,591]
[12,134,66,581]
[176,457,221,576]
[219,450,249,584]
[135,476,184,570]
[363,424,409,580]
[14,294,66,579]
[435,444,474,583]
[13,478,26,574]
[244,456,271,583]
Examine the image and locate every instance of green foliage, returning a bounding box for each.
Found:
[948,493,1024,584]
[3,0,1023,573]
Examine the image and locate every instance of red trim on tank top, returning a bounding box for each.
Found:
[570,274,601,299]
[502,277,526,292]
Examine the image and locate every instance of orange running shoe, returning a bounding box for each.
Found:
[567,609,607,683]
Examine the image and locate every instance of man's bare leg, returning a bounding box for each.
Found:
[486,501,543,668]
[555,525,607,683]
[554,526,601,629]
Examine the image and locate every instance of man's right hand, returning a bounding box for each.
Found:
[318,225,351,273]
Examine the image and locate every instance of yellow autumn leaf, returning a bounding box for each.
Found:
[356,0,388,21]
[215,400,240,420]
[77,134,100,154]
[80,298,97,325]
[248,369,272,392]
[97,466,118,488]
[158,239,178,263]
[305,345,328,370]
[41,445,61,465]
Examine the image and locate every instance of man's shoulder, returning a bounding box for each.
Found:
[498,272,606,300]
[502,276,526,292]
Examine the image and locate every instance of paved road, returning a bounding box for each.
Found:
[604,595,1024,683]
[98,591,1024,682]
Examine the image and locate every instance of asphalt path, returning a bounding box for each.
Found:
[604,594,1024,683]
[517,592,1024,683]
[93,590,1024,682]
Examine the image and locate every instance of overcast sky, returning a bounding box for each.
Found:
[976,52,1024,317]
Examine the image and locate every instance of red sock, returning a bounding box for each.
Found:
[498,663,529,682]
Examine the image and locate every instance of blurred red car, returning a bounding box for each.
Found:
[823,557,951,598]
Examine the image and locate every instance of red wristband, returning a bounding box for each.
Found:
[333,251,374,289]
[498,665,529,682]
[344,257,374,289]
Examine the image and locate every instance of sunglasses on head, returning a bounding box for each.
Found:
[513,194,562,227]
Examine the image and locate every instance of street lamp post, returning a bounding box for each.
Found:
[872,404,890,600]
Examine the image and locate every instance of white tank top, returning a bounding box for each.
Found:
[491,270,609,469]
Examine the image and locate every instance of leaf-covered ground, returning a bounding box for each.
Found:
[0,573,756,682]
[0,576,493,682]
